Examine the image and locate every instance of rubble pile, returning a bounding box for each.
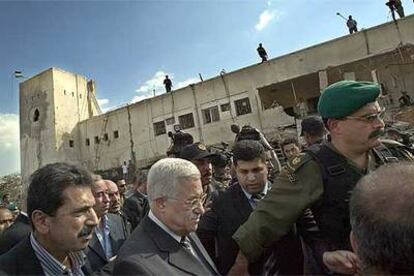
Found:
[0,173,23,206]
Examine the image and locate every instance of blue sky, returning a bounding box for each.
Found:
[0,0,413,176]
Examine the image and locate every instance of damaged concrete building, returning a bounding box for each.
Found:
[20,15,414,184]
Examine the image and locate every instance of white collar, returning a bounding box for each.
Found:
[148,210,182,243]
[240,181,269,200]
[20,211,28,217]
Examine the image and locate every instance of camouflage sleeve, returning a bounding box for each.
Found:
[232,155,324,262]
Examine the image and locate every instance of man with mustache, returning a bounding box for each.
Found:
[0,207,14,235]
[0,163,99,275]
[84,175,128,273]
[233,80,412,274]
[113,158,219,275]
[180,143,223,205]
[115,179,127,207]
[105,179,131,235]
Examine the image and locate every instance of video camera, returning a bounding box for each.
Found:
[166,125,194,157]
[231,124,261,142]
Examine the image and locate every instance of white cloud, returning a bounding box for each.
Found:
[175,78,199,89]
[255,9,280,31]
[97,98,116,113]
[97,98,109,106]
[0,114,20,176]
[132,71,198,103]
[131,95,152,103]
[136,71,168,95]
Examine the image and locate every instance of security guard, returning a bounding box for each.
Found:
[233,80,412,274]
[180,143,224,204]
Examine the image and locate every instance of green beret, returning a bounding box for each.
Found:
[318,80,380,118]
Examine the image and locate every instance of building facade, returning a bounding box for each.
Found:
[20,15,414,184]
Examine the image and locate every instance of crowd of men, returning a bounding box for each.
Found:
[0,80,413,275]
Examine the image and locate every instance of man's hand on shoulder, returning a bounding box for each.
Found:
[323,250,360,275]
[228,251,249,275]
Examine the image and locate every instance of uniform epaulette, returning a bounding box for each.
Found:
[286,153,313,173]
[279,153,313,184]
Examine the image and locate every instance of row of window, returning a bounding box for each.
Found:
[63,89,82,99]
[68,97,252,145]
[153,113,195,136]
[153,97,252,136]
[68,130,119,148]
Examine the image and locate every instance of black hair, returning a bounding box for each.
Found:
[27,162,93,219]
[281,137,298,149]
[232,140,266,166]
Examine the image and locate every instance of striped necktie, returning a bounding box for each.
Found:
[180,236,199,258]
[251,192,265,207]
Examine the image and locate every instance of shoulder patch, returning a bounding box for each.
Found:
[286,153,313,172]
[291,156,301,166]
[278,153,315,184]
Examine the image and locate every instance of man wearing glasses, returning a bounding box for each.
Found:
[233,80,412,274]
[0,207,14,235]
[116,179,127,207]
[113,158,218,275]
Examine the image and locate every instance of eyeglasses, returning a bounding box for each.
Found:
[0,219,14,224]
[345,109,385,123]
[168,193,208,210]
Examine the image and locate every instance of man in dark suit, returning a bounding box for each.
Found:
[0,211,31,254]
[122,170,149,230]
[0,163,98,275]
[106,179,131,235]
[197,140,273,274]
[113,158,219,275]
[84,175,128,273]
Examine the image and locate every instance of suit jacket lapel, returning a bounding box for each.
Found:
[233,183,253,221]
[144,217,213,275]
[20,236,45,275]
[168,246,209,276]
[107,215,120,253]
[88,232,107,261]
[188,232,219,274]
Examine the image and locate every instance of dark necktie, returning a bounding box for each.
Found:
[181,236,202,261]
[180,236,192,251]
[251,192,265,208]
[181,236,215,273]
[252,192,265,200]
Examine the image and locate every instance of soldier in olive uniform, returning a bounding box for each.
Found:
[233,80,412,274]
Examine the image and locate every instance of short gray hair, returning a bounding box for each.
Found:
[350,162,414,275]
[147,158,200,203]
